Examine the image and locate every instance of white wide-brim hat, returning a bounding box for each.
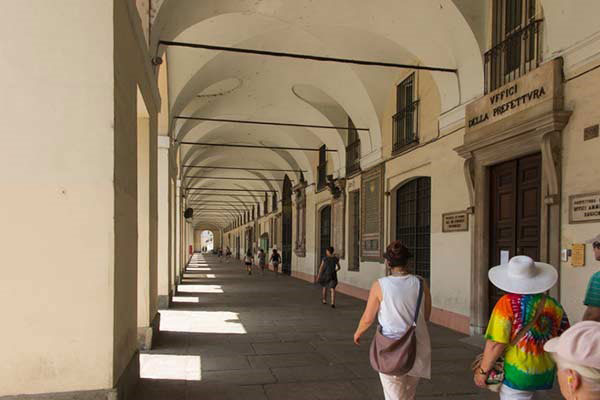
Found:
[488,255,558,295]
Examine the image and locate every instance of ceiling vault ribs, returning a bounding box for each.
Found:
[186,188,277,192]
[177,141,337,152]
[182,165,306,173]
[184,176,285,182]
[174,115,369,131]
[158,40,457,73]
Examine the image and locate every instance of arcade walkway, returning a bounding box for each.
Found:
[135,255,561,400]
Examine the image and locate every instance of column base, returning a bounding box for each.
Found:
[157,293,170,310]
[137,326,153,351]
[2,351,140,400]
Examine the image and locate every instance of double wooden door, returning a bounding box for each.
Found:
[489,153,541,312]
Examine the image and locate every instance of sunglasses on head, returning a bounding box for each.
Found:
[593,242,600,249]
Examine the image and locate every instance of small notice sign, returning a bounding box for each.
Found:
[442,211,469,232]
[569,192,600,224]
[571,244,586,267]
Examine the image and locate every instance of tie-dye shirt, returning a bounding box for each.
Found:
[485,293,570,391]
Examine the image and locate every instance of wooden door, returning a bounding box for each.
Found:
[489,153,541,313]
[319,205,332,263]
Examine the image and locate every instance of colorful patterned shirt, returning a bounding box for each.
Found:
[485,293,570,391]
[584,271,600,307]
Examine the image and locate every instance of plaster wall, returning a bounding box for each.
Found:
[137,115,151,328]
[559,61,600,322]
[114,0,160,385]
[157,137,171,299]
[0,1,114,395]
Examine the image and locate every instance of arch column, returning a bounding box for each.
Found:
[157,136,171,309]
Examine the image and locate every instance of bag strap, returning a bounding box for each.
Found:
[412,277,425,326]
[509,294,547,346]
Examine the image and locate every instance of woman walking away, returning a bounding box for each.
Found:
[316,247,341,308]
[225,246,232,263]
[257,248,266,275]
[353,241,431,400]
[270,249,281,276]
[244,249,253,275]
[544,321,600,399]
[473,255,570,399]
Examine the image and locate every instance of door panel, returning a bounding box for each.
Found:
[320,206,332,263]
[489,154,541,314]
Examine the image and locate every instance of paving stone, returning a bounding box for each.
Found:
[264,381,368,400]
[133,255,562,399]
[200,355,251,371]
[248,352,330,369]
[271,364,357,383]
[202,369,277,385]
[251,341,315,355]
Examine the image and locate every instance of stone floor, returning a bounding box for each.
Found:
[134,254,562,399]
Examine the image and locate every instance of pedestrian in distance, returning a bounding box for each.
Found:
[225,246,232,263]
[544,321,600,400]
[244,249,253,275]
[473,255,570,399]
[270,249,281,276]
[353,241,431,400]
[316,246,341,308]
[257,248,266,275]
[583,234,600,322]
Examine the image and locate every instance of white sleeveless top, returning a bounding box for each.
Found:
[378,275,431,379]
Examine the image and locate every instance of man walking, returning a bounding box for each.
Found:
[583,233,600,321]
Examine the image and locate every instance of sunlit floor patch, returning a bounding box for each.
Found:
[140,354,201,381]
[187,267,212,271]
[177,284,223,293]
[172,296,200,303]
[183,274,216,279]
[160,310,247,334]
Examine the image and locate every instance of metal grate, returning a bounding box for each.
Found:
[486,0,540,93]
[317,145,327,190]
[393,74,418,153]
[348,190,360,271]
[395,177,431,281]
[346,118,361,175]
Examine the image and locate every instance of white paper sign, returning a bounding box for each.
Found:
[500,250,510,265]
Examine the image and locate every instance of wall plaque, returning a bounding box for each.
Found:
[442,211,469,232]
[465,59,561,134]
[331,194,346,259]
[361,164,385,261]
[569,192,600,224]
[571,243,586,267]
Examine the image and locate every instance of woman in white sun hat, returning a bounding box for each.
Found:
[544,321,600,399]
[473,255,570,399]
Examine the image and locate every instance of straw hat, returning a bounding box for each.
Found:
[488,255,558,295]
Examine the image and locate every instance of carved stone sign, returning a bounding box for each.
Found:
[331,195,346,259]
[361,164,384,261]
[465,59,561,134]
[569,192,600,224]
[442,211,469,232]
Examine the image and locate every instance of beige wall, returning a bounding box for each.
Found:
[114,0,160,388]
[0,1,115,395]
[559,61,600,322]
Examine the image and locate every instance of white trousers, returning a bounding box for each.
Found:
[379,373,419,400]
[499,385,538,400]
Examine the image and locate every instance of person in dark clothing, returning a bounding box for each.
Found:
[270,249,281,276]
[244,249,253,275]
[317,247,341,308]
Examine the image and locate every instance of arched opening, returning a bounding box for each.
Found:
[281,175,293,275]
[319,205,332,264]
[395,177,431,282]
[200,230,214,253]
